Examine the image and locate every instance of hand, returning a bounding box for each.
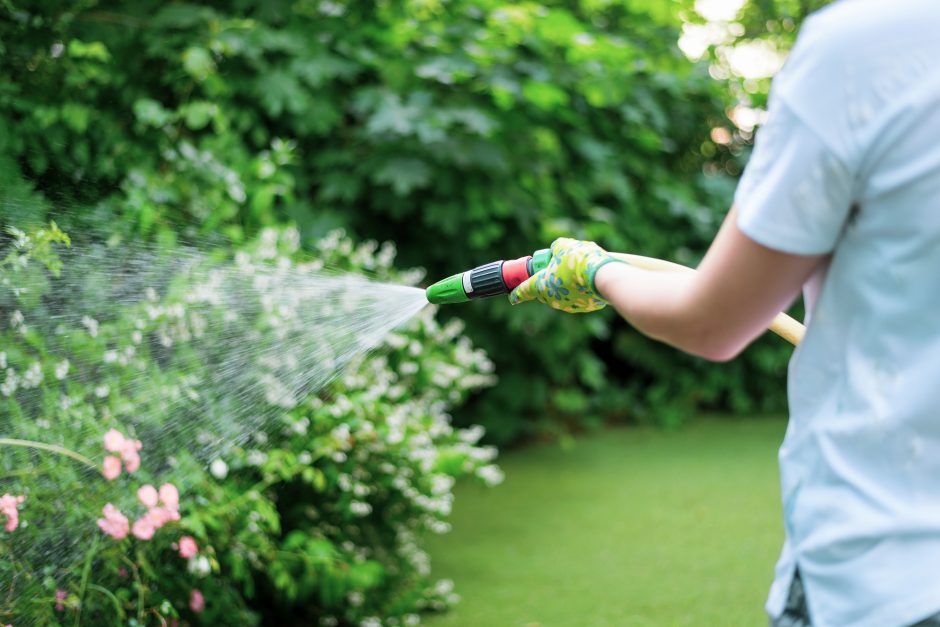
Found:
[508,237,622,313]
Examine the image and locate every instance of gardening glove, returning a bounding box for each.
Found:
[508,237,623,313]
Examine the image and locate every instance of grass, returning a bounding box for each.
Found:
[424,416,787,627]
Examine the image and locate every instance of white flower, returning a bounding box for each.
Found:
[210,459,229,480]
[10,310,24,328]
[58,394,73,411]
[94,385,110,398]
[428,520,451,534]
[385,333,408,349]
[0,369,17,397]
[187,555,211,577]
[431,474,455,495]
[459,425,485,444]
[103,349,118,363]
[349,501,372,517]
[131,330,143,344]
[347,591,364,607]
[359,618,381,627]
[477,464,504,487]
[21,362,43,388]
[297,451,313,465]
[247,450,267,466]
[332,423,351,441]
[54,359,69,380]
[470,446,498,462]
[403,615,420,626]
[0,352,6,369]
[81,315,99,337]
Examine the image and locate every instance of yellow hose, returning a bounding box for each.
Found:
[611,253,805,347]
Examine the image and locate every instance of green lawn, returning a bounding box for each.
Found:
[424,417,787,627]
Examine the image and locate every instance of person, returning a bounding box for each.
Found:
[509,1,940,626]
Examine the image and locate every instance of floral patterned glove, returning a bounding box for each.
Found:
[508,237,623,313]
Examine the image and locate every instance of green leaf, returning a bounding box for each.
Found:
[182,47,215,81]
[133,99,173,127]
[179,101,218,130]
[291,55,360,88]
[67,40,110,61]
[371,158,432,195]
[255,71,308,116]
[61,104,91,133]
[522,80,569,110]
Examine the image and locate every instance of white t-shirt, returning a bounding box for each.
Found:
[734,1,940,626]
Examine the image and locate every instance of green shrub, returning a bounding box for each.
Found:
[0,224,498,625]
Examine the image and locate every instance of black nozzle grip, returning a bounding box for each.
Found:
[468,260,506,298]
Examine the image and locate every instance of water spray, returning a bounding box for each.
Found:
[426,248,806,346]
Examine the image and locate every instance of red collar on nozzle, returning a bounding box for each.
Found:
[501,256,532,290]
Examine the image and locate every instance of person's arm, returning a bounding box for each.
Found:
[594,206,826,362]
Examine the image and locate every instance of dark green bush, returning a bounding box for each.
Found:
[0,0,795,445]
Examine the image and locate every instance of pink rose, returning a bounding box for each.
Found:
[0,494,25,532]
[137,485,158,509]
[158,483,179,512]
[102,456,122,481]
[120,439,142,473]
[145,507,179,529]
[178,535,198,559]
[189,589,205,613]
[131,517,155,541]
[103,429,125,452]
[96,503,129,540]
[122,452,140,473]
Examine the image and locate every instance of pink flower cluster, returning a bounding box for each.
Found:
[96,503,129,540]
[0,494,25,532]
[131,483,181,540]
[189,589,205,613]
[96,483,181,541]
[173,535,199,559]
[102,428,142,480]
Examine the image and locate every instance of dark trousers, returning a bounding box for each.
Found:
[770,570,940,627]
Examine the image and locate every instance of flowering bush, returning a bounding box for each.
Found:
[0,223,497,625]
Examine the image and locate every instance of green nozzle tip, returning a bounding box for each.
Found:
[426,273,470,305]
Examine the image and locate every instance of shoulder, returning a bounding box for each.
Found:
[783,0,938,80]
[771,0,938,163]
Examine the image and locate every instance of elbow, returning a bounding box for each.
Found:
[689,342,745,363]
[657,320,749,363]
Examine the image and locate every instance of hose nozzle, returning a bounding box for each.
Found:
[426,249,551,305]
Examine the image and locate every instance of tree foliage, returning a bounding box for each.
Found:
[1,0,798,445]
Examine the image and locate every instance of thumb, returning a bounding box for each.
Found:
[509,272,540,305]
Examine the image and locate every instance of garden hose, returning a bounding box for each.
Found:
[426,249,805,347]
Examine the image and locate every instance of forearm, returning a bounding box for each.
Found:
[593,207,821,361]
[594,263,741,361]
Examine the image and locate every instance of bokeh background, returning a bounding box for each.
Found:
[1,0,828,625]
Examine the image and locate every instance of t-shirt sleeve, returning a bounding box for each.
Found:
[735,97,855,255]
[734,12,857,256]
